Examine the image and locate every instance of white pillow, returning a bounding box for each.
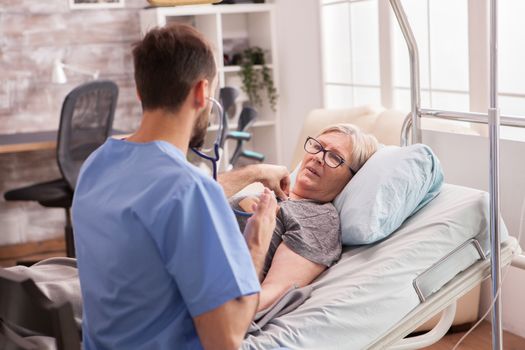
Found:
[291,144,444,245]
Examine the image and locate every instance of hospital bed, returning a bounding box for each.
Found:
[244,0,525,349]
[238,105,521,349]
[245,0,525,346]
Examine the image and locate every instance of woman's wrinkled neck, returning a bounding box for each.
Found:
[289,190,306,201]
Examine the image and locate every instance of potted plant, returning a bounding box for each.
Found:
[237,47,278,111]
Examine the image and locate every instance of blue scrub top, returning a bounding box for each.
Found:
[72,138,260,350]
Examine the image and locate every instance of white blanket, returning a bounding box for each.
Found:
[242,184,506,349]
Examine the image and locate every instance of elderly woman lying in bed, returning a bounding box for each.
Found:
[234,123,379,311]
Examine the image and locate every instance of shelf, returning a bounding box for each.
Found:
[140,1,280,164]
[207,120,275,131]
[144,3,275,17]
[221,64,273,73]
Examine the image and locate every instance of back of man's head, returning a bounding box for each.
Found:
[133,23,216,113]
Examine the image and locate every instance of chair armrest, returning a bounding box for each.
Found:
[240,150,265,162]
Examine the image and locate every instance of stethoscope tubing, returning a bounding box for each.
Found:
[191,96,253,218]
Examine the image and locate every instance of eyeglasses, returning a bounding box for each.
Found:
[304,136,356,175]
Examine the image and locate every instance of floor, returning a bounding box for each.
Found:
[423,321,525,350]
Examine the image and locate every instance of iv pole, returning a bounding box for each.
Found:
[488,0,503,347]
[389,0,503,348]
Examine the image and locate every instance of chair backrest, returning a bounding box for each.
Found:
[219,86,239,119]
[218,87,240,147]
[237,106,258,132]
[57,80,119,189]
[0,269,80,350]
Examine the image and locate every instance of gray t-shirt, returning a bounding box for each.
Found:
[231,197,342,278]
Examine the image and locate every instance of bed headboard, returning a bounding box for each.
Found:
[289,105,406,169]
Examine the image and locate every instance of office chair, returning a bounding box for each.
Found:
[0,268,80,350]
[4,80,119,258]
[217,87,265,168]
[227,106,265,167]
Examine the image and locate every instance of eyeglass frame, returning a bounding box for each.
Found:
[304,136,356,175]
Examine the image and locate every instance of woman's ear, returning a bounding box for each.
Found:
[193,79,209,109]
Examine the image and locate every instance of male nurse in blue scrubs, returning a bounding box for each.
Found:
[72,23,290,350]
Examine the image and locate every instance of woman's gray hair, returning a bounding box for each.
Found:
[317,123,379,173]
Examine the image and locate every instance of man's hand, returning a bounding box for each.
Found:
[255,164,290,200]
[239,195,280,216]
[243,188,277,280]
[218,164,290,199]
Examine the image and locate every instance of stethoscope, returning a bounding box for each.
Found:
[190,97,223,180]
[191,96,253,218]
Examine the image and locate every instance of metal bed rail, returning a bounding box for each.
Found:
[400,109,525,147]
[388,0,518,348]
[389,0,420,144]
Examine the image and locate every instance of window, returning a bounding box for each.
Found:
[499,0,525,117]
[320,0,525,125]
[392,0,469,112]
[320,0,381,108]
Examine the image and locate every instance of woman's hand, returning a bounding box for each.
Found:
[243,188,277,280]
[239,196,260,213]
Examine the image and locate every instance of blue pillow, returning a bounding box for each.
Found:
[291,144,444,245]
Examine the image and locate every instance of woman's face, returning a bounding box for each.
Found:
[294,131,353,202]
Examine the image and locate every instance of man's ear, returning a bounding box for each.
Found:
[193,79,209,109]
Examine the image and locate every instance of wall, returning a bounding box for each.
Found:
[275,0,323,168]
[0,0,144,246]
[0,0,324,246]
[423,129,525,338]
[276,0,525,340]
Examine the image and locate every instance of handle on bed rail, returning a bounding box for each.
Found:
[413,239,486,303]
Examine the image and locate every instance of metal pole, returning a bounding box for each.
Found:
[389,0,421,144]
[419,108,525,128]
[489,0,503,348]
[390,0,503,347]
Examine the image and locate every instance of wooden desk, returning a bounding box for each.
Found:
[0,130,131,154]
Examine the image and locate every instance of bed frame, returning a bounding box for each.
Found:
[371,238,520,349]
[386,1,525,349]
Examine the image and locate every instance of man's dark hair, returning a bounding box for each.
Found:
[132,23,216,112]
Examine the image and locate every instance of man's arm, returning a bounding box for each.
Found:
[218,164,290,199]
[193,294,258,350]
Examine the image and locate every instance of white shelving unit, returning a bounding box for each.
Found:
[140,2,281,165]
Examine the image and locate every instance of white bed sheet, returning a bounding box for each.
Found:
[242,184,508,350]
